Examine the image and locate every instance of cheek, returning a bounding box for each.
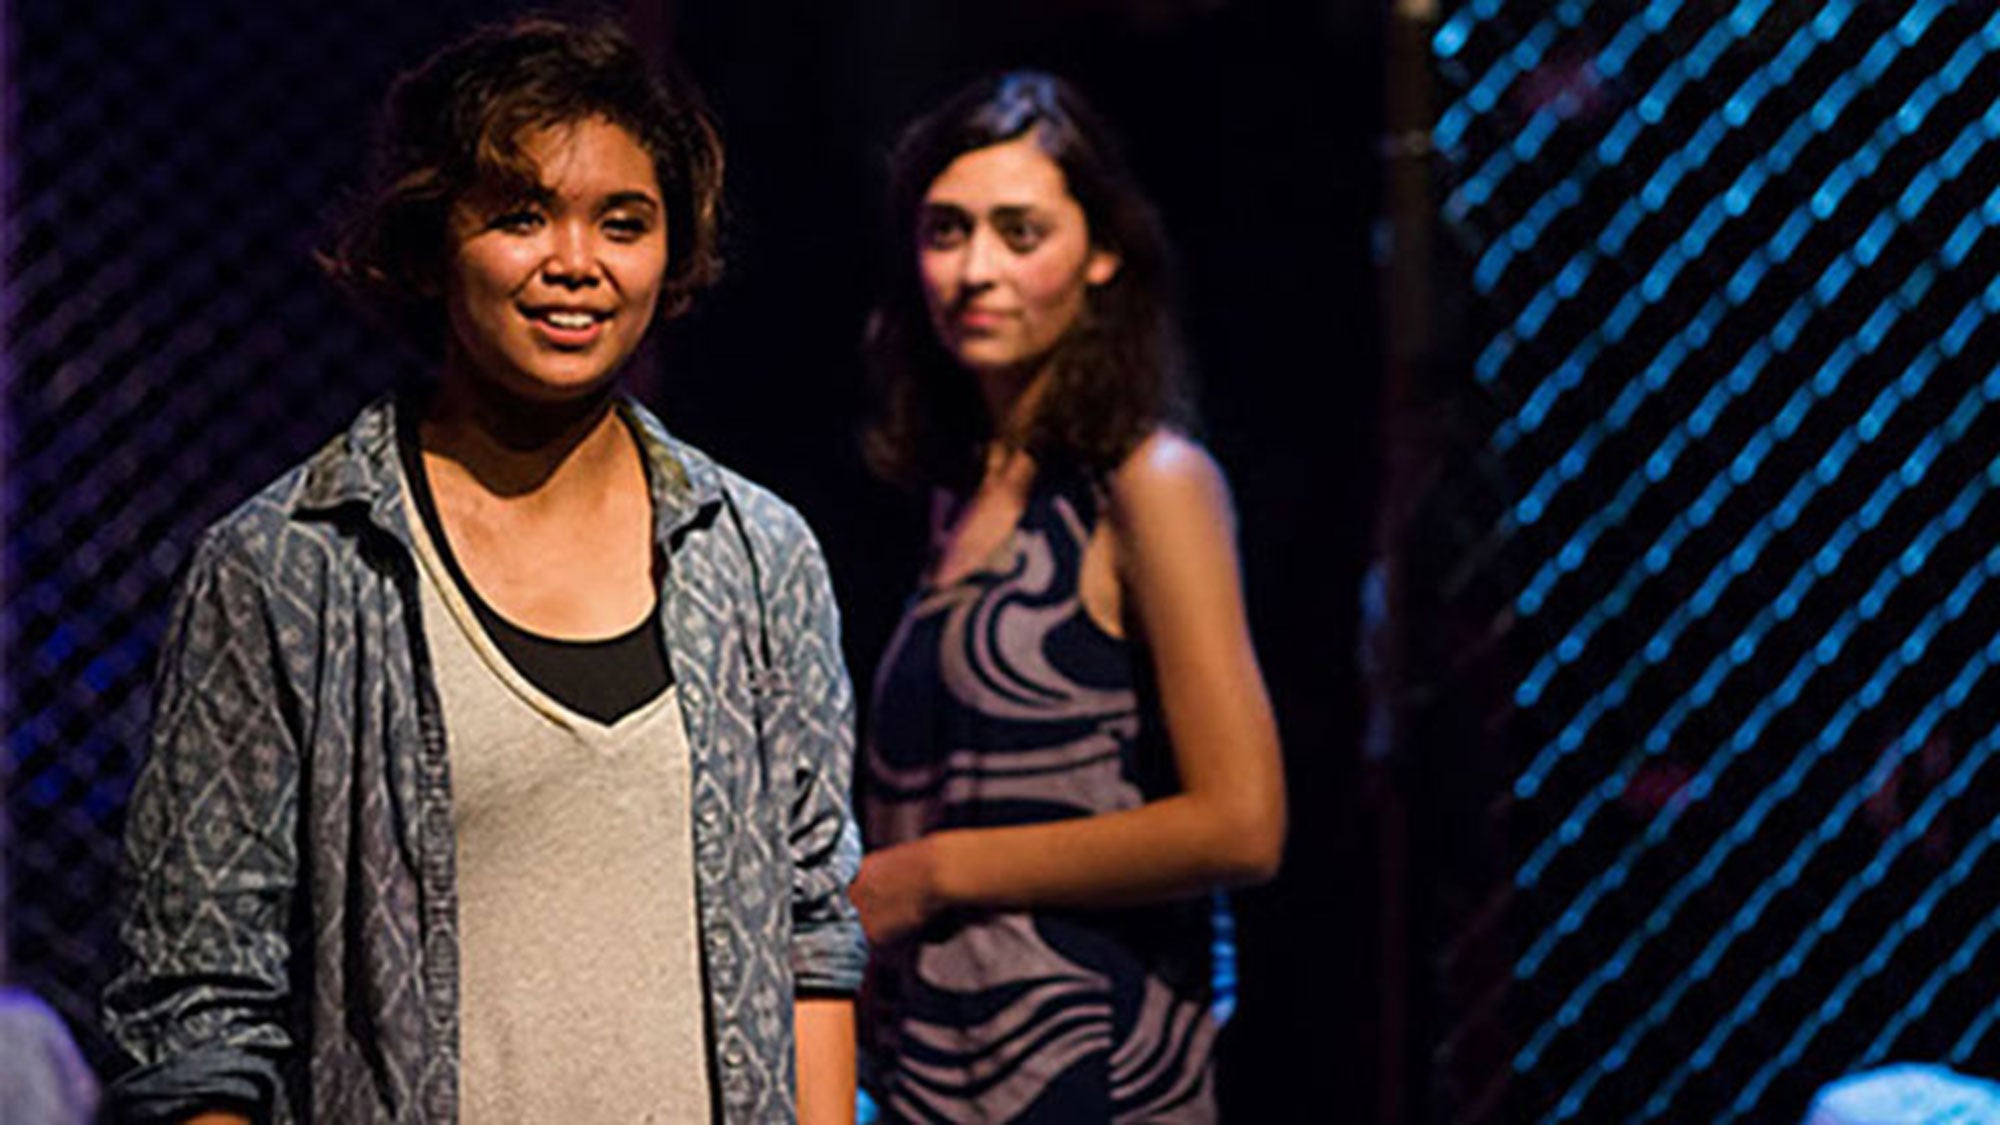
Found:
[1016,257,1093,318]
[916,252,956,306]
[452,245,525,307]
[619,242,671,303]
[441,264,489,338]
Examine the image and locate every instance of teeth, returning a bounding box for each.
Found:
[543,310,596,329]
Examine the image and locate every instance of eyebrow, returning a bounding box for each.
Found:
[601,190,661,212]
[493,186,660,213]
[919,202,1043,221]
[493,183,559,209]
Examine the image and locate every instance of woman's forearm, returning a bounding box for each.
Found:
[854,785,1283,946]
[794,995,856,1125]
[924,789,1283,913]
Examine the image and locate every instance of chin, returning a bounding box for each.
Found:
[950,344,1029,374]
[482,363,626,407]
[529,376,625,404]
[952,341,1061,382]
[450,335,634,404]
[508,347,639,398]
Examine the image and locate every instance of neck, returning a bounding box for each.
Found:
[977,358,1055,459]
[419,369,631,501]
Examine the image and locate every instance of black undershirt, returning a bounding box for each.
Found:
[397,416,673,724]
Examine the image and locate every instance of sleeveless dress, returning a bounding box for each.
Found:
[863,467,1225,1123]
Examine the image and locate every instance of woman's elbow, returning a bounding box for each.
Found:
[1211,806,1286,887]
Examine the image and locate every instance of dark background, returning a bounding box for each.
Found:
[1,0,1381,1119]
[13,3,2000,1124]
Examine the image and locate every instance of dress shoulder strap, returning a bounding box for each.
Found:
[1018,460,1112,571]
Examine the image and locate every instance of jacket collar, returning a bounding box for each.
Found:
[292,393,725,546]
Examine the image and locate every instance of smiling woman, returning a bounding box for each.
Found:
[442,118,669,406]
[102,16,863,1125]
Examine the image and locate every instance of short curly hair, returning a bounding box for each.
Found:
[321,14,723,354]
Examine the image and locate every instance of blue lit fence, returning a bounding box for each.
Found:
[1430,1,2000,1121]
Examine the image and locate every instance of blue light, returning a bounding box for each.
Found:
[1895,2,1944,45]
[1476,0,1848,311]
[1942,303,1984,356]
[1726,253,1767,301]
[1942,128,1982,180]
[1598,113,1644,165]
[1433,15,1472,58]
[1769,209,1812,263]
[1516,107,1557,161]
[1442,1,2000,1115]
[1526,481,2000,1119]
[1814,256,1856,302]
[1514,369,1995,929]
[1944,213,1985,269]
[1493,11,1996,508]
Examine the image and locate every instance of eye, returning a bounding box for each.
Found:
[603,214,654,242]
[918,209,970,250]
[996,216,1047,253]
[489,208,545,235]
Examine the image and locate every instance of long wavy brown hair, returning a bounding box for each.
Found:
[865,72,1196,491]
[320,14,724,356]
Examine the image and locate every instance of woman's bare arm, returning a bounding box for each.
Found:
[794,995,857,1124]
[852,432,1286,943]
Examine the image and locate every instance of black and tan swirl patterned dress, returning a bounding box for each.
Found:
[863,466,1227,1123]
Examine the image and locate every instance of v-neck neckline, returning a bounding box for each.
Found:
[398,450,674,739]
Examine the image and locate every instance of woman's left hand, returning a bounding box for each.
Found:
[851,837,944,947]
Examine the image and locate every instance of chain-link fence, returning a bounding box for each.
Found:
[1423,2,2000,1120]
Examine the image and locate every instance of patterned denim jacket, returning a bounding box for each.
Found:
[103,397,866,1123]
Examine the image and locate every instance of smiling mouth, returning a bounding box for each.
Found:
[521,306,614,348]
[524,307,610,329]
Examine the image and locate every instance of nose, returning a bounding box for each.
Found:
[959,226,1000,289]
[542,220,601,288]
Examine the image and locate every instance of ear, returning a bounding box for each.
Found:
[1085,246,1122,287]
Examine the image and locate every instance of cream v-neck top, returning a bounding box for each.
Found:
[403,484,712,1124]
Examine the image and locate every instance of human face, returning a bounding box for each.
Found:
[443,116,667,403]
[916,134,1120,379]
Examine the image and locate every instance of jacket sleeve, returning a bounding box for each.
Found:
[767,522,868,995]
[103,524,301,1122]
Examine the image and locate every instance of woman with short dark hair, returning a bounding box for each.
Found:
[105,17,862,1124]
[853,72,1287,1121]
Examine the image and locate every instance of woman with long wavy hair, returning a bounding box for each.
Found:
[853,72,1286,1122]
